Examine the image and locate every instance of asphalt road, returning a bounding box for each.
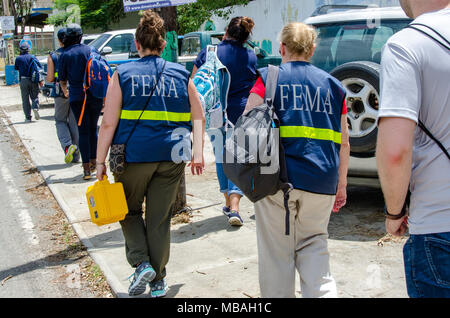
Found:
[0,115,95,298]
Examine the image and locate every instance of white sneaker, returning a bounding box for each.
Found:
[33,109,40,120]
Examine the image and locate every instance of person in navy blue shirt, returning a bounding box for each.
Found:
[14,42,43,122]
[46,28,80,165]
[192,16,257,227]
[59,24,103,180]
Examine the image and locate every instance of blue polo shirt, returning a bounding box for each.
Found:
[58,43,92,102]
[195,39,258,124]
[14,53,33,78]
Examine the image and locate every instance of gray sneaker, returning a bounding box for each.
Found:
[33,109,40,120]
[128,261,156,296]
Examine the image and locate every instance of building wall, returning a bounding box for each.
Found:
[206,0,400,55]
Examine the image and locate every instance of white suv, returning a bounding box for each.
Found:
[304,6,412,158]
[88,29,135,62]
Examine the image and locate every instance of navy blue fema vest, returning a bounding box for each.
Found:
[260,61,346,195]
[113,56,192,163]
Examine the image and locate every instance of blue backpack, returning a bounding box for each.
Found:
[83,49,112,99]
[79,49,112,126]
[28,56,44,83]
[193,45,231,130]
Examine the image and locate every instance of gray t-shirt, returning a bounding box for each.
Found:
[378,8,450,235]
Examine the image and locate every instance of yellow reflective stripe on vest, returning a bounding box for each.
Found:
[280,126,342,144]
[120,110,191,122]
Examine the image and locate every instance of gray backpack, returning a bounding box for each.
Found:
[222,65,293,235]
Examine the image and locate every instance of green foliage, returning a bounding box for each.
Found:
[46,10,73,26]
[177,0,251,34]
[53,0,79,10]
[43,0,250,33]
[45,1,80,27]
[78,0,126,32]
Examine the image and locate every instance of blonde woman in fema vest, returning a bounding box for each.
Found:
[245,22,350,298]
[96,10,205,298]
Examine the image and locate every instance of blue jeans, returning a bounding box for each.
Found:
[403,232,450,298]
[208,128,244,198]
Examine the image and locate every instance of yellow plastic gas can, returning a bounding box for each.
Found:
[86,177,128,226]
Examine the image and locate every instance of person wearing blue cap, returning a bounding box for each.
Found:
[14,41,43,122]
[46,28,80,164]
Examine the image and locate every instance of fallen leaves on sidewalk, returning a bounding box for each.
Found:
[377,233,406,246]
[171,211,193,225]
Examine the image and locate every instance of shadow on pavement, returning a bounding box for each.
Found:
[0,245,86,283]
[171,214,241,244]
[85,228,124,250]
[38,115,55,121]
[37,163,72,172]
[44,173,93,185]
[328,185,386,242]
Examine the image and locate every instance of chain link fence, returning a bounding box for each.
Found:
[1,33,55,73]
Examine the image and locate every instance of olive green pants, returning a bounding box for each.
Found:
[115,161,185,281]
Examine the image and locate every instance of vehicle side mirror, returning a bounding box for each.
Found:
[101,46,112,56]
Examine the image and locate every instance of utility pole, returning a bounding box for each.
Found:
[158,6,187,215]
[2,0,15,65]
[2,0,10,16]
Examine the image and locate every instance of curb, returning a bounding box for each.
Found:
[0,106,126,298]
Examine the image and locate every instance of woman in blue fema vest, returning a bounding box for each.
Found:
[245,22,350,298]
[192,16,258,227]
[96,10,205,298]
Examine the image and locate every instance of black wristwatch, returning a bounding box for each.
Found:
[384,203,408,220]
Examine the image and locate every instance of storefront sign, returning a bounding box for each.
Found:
[0,16,15,31]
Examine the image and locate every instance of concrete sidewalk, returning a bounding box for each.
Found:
[0,84,408,298]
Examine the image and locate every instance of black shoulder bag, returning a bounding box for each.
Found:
[109,59,167,175]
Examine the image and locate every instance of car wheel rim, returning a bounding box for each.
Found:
[341,78,379,138]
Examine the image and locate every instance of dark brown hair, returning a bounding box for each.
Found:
[226,16,255,44]
[135,10,166,52]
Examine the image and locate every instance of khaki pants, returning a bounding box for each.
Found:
[115,161,185,281]
[255,189,337,298]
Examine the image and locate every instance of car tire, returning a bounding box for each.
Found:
[331,61,380,158]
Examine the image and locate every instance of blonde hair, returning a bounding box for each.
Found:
[280,22,317,58]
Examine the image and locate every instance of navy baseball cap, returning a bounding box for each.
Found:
[57,28,67,42]
[66,24,83,37]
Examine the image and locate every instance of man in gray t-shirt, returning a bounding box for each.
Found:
[377,0,450,298]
